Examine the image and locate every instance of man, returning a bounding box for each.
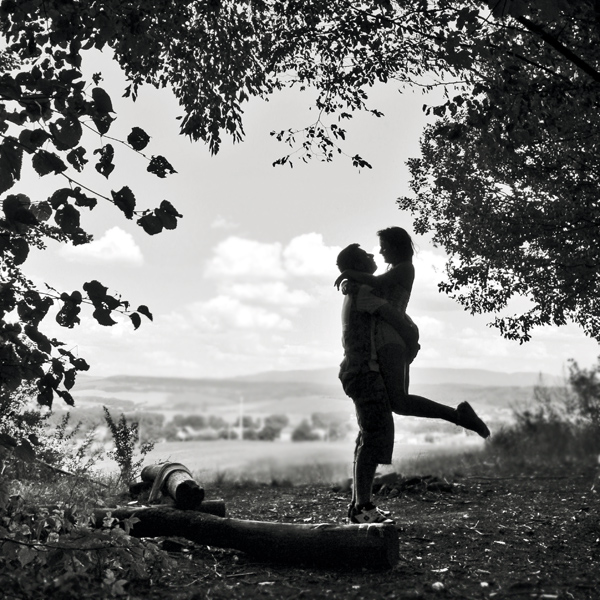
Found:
[337,243,414,524]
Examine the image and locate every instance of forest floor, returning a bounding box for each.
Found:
[130,463,600,600]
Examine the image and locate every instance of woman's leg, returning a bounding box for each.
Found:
[378,344,490,437]
[378,344,458,422]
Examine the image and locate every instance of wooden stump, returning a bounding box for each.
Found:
[140,462,204,509]
[98,506,399,569]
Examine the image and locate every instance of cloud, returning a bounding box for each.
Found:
[413,249,447,286]
[205,237,286,279]
[283,233,341,277]
[58,226,143,266]
[227,282,313,310]
[188,296,293,332]
[210,215,239,230]
[200,233,339,334]
[205,233,341,281]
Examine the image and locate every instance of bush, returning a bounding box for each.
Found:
[103,408,154,485]
[291,420,320,442]
[488,357,600,469]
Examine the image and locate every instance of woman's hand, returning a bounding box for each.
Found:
[334,270,356,290]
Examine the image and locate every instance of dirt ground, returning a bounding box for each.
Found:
[137,465,600,600]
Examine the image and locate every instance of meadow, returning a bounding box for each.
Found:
[138,437,486,484]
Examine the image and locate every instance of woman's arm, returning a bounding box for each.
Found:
[335,262,414,291]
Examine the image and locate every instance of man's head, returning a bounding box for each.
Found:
[336,244,377,274]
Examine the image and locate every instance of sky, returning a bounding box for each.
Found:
[18,51,600,380]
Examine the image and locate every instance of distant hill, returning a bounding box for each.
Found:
[234,366,561,387]
[69,366,560,420]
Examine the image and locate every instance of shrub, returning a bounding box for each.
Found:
[291,419,320,442]
[103,408,154,485]
[488,357,600,469]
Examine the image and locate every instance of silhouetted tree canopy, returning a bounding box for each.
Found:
[2,0,599,414]
[399,0,600,343]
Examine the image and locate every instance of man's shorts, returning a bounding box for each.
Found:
[342,370,394,465]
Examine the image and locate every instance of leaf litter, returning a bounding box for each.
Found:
[129,465,599,600]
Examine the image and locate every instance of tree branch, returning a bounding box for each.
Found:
[516,15,600,84]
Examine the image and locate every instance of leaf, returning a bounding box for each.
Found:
[37,387,54,407]
[10,237,29,265]
[64,368,77,390]
[159,199,182,217]
[0,433,18,449]
[351,154,372,169]
[156,207,178,230]
[3,194,36,225]
[155,200,182,230]
[94,144,115,178]
[56,299,81,328]
[103,294,121,311]
[83,280,108,302]
[73,188,97,209]
[32,149,67,176]
[137,305,153,321]
[14,439,36,462]
[66,146,88,171]
[127,126,151,151]
[18,128,51,153]
[0,75,21,100]
[49,188,73,208]
[129,312,142,330]
[147,155,177,178]
[56,389,75,406]
[72,357,89,371]
[93,307,118,326]
[17,546,37,567]
[93,113,115,135]
[111,186,136,219]
[24,324,53,353]
[92,86,114,113]
[137,213,163,235]
[54,204,81,234]
[49,115,83,150]
[30,200,52,222]
[0,138,23,193]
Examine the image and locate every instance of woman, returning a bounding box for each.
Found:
[335,226,490,438]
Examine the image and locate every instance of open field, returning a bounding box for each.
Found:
[136,438,485,483]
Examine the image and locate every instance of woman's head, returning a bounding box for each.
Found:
[377,227,414,265]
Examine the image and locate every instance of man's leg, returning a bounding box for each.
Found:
[354,449,378,508]
[345,372,395,523]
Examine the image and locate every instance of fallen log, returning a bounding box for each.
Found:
[139,462,204,509]
[98,506,399,569]
[95,499,226,521]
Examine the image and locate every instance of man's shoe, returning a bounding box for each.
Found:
[347,501,391,519]
[457,401,491,439]
[349,502,395,524]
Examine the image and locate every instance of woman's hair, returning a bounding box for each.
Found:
[377,227,414,262]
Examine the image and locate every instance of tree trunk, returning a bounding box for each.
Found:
[98,506,399,569]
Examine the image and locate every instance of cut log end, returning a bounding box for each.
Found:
[174,480,205,510]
